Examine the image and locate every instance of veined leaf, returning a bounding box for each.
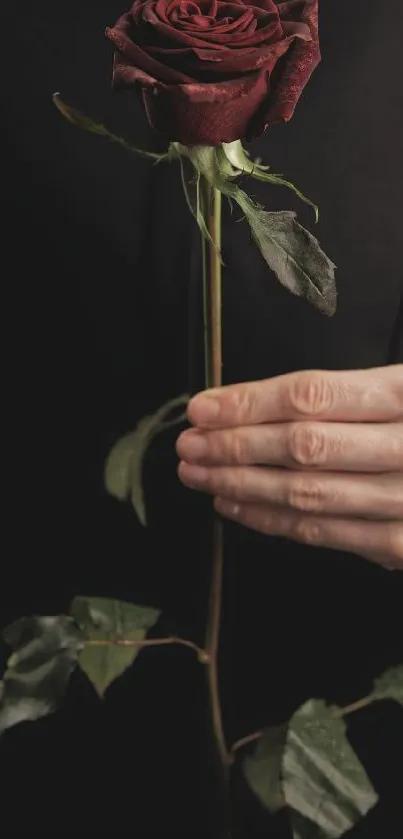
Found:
[243,699,378,839]
[0,616,82,737]
[235,202,336,316]
[104,394,188,525]
[70,597,160,698]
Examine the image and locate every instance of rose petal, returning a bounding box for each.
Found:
[106,24,194,83]
[107,0,320,144]
[248,0,320,135]
[141,70,271,144]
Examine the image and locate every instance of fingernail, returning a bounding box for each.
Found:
[179,463,209,487]
[215,497,241,518]
[189,394,220,424]
[177,431,208,462]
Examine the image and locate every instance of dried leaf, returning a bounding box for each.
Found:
[52,93,167,162]
[372,664,403,706]
[104,394,188,525]
[70,597,160,698]
[0,616,82,737]
[244,699,378,839]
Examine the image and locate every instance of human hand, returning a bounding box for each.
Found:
[177,366,403,570]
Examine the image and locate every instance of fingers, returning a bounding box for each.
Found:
[176,421,403,473]
[178,463,403,520]
[187,365,403,428]
[213,498,403,570]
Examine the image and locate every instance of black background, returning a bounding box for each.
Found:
[1,1,402,835]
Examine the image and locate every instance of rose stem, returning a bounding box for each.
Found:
[201,180,230,778]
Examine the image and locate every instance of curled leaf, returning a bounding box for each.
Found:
[0,616,82,737]
[71,597,160,698]
[251,172,319,223]
[53,93,168,162]
[104,394,189,525]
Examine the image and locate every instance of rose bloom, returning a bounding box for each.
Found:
[106,0,319,146]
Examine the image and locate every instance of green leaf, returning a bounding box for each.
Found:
[285,700,378,839]
[243,725,288,814]
[70,597,161,697]
[104,394,188,525]
[176,145,336,316]
[52,93,168,162]
[0,616,82,737]
[372,664,403,706]
[235,202,337,316]
[244,700,378,839]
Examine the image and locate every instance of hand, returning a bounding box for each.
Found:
[177,365,403,570]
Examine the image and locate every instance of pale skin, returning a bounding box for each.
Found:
[176,365,403,570]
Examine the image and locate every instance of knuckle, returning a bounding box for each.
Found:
[288,372,335,417]
[387,524,403,565]
[230,431,251,465]
[231,387,259,423]
[293,516,323,546]
[381,474,403,518]
[288,422,329,466]
[392,425,403,468]
[218,468,248,501]
[391,365,403,418]
[258,510,277,535]
[287,477,326,512]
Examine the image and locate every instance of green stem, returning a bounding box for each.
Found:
[86,636,209,662]
[201,181,230,774]
[335,695,376,717]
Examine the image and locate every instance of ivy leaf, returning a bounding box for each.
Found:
[70,597,160,698]
[372,664,403,706]
[243,699,377,839]
[0,616,82,737]
[243,725,288,814]
[104,394,188,525]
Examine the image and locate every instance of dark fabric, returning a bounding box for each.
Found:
[1,0,402,836]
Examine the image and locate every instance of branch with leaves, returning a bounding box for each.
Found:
[1,604,402,839]
[1,93,400,839]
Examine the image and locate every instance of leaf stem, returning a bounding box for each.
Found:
[87,636,209,662]
[201,182,230,772]
[230,730,264,758]
[334,695,376,717]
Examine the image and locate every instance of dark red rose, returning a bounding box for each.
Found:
[106,0,319,146]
